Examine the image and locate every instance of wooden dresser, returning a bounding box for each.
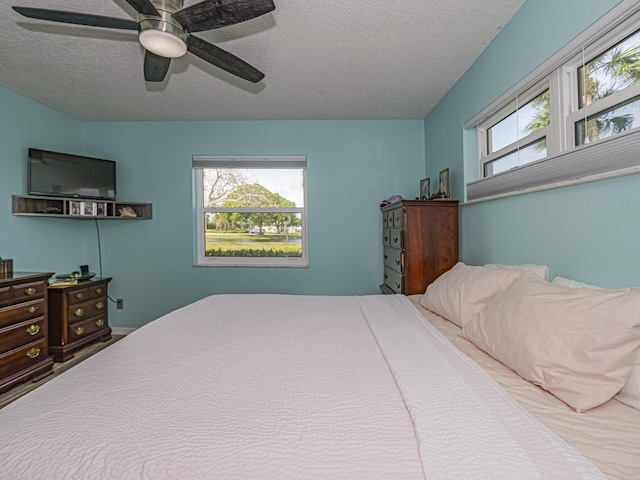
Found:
[0,271,55,393]
[48,278,112,362]
[380,200,459,294]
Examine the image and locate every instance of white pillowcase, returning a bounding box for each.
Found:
[460,274,640,412]
[617,355,640,410]
[484,263,550,281]
[419,262,522,327]
[552,276,602,289]
[553,275,640,410]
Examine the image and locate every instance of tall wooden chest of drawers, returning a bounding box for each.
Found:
[380,200,458,294]
[48,277,112,362]
[0,272,55,393]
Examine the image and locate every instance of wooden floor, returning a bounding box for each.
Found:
[0,335,124,409]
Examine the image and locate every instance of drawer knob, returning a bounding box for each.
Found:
[96,288,103,294]
[384,274,388,279]
[395,259,400,265]
[74,308,85,317]
[75,292,85,300]
[383,254,388,260]
[393,236,398,243]
[396,282,401,289]
[25,347,40,359]
[28,305,38,314]
[75,326,85,336]
[25,287,37,296]
[95,301,105,310]
[96,318,105,327]
[26,324,40,336]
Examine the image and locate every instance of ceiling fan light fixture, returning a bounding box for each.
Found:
[139,18,187,58]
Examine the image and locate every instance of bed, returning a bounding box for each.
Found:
[1,267,639,479]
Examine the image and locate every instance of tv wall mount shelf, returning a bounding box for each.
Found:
[12,195,152,220]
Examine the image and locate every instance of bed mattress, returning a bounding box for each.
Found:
[0,294,613,479]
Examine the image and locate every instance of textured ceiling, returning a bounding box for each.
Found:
[0,0,525,121]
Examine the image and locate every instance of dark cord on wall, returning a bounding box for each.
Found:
[94,219,103,278]
[94,219,116,304]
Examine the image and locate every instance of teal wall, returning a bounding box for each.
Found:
[0,86,92,271]
[423,0,640,288]
[1,102,424,327]
[80,120,424,327]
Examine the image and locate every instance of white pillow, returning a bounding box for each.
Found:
[460,275,640,412]
[552,276,602,289]
[419,262,522,327]
[552,276,640,410]
[618,358,640,410]
[484,263,550,281]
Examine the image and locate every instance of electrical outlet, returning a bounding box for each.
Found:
[116,298,124,310]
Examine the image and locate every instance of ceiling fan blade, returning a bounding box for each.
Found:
[12,7,138,30]
[173,0,275,33]
[187,35,264,83]
[123,0,160,16]
[144,51,171,82]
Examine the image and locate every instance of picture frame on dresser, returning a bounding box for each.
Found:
[438,168,450,199]
[419,178,430,200]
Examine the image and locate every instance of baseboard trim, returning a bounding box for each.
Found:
[111,327,136,336]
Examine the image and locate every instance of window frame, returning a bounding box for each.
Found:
[564,19,640,148]
[477,79,554,177]
[466,1,640,202]
[193,156,309,268]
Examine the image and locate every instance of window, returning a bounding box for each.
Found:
[193,156,308,267]
[466,2,640,202]
[572,28,640,146]
[480,86,551,176]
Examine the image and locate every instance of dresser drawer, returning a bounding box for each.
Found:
[0,339,48,379]
[0,286,10,308]
[68,283,108,305]
[0,299,45,329]
[392,208,404,227]
[11,280,47,303]
[383,247,403,272]
[68,315,108,341]
[67,297,107,323]
[389,228,403,249]
[382,229,391,247]
[383,266,403,294]
[0,318,46,354]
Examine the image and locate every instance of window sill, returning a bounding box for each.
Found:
[194,260,309,268]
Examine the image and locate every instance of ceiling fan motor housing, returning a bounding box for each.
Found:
[138,0,188,58]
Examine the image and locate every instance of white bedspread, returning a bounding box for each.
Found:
[0,294,606,479]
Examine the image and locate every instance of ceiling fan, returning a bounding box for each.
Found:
[11,0,275,83]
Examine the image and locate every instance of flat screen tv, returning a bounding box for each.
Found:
[28,148,116,200]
